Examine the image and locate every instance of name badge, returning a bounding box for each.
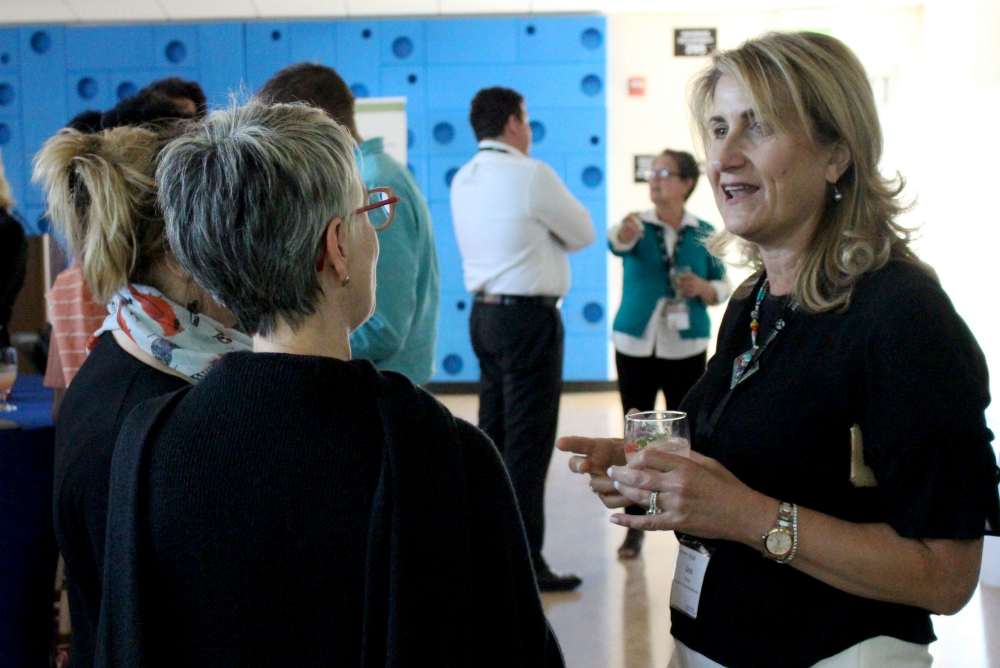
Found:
[670,535,714,619]
[665,301,690,331]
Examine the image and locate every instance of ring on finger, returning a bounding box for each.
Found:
[647,490,661,515]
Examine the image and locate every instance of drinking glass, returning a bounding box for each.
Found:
[624,411,690,464]
[0,347,17,413]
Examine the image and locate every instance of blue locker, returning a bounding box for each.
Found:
[289,22,336,66]
[427,155,466,203]
[245,23,291,92]
[426,109,477,156]
[561,290,607,335]
[406,113,428,156]
[155,24,200,70]
[66,71,112,119]
[198,23,246,109]
[564,152,606,202]
[527,107,604,153]
[426,18,518,65]
[19,27,67,206]
[65,26,155,70]
[0,74,18,118]
[426,64,512,111]
[563,332,607,381]
[380,20,425,66]
[434,292,478,381]
[0,116,25,208]
[514,64,605,109]
[517,17,605,63]
[107,70,157,103]
[380,66,426,113]
[434,335,478,381]
[0,28,20,72]
[569,242,608,291]
[336,22,380,99]
[428,200,465,293]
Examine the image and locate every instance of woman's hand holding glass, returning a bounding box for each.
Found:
[675,269,717,305]
[559,426,774,545]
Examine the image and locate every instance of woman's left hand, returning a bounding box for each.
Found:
[676,272,717,304]
[608,448,772,543]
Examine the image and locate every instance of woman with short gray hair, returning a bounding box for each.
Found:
[95,99,564,667]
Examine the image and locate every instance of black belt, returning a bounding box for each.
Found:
[474,293,561,307]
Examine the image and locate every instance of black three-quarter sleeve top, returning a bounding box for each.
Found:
[673,260,999,668]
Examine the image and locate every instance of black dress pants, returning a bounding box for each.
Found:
[470,301,563,565]
[616,350,706,517]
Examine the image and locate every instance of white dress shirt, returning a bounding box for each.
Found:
[450,140,595,297]
[608,210,730,360]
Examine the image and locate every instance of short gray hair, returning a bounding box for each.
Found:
[157,98,364,336]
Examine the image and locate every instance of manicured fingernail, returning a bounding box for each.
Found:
[613,480,620,490]
[609,516,621,525]
[607,467,613,476]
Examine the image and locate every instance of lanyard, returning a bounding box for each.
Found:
[653,224,688,298]
[695,274,796,441]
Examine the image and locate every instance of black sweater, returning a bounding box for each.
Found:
[53,332,189,668]
[96,352,563,667]
[673,261,999,668]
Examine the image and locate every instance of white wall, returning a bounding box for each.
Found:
[605,7,926,367]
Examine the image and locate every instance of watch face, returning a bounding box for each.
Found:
[766,529,793,557]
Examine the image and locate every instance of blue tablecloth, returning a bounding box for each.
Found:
[0,374,57,668]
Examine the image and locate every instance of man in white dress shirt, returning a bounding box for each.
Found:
[450,87,595,592]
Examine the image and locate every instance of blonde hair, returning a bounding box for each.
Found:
[690,31,929,313]
[0,148,15,211]
[32,126,165,303]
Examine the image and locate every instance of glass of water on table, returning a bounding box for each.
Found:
[624,411,690,464]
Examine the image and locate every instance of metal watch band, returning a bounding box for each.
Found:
[762,501,798,564]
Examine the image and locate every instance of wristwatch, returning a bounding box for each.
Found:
[762,501,798,563]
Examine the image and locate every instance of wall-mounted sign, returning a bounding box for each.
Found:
[628,77,646,96]
[674,28,716,57]
[634,155,655,183]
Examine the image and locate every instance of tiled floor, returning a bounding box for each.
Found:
[436,391,1000,668]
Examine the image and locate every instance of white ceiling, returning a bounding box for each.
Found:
[0,0,922,24]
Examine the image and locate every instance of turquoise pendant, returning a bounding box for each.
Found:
[731,349,759,389]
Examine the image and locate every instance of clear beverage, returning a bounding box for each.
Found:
[624,410,690,465]
[0,347,17,413]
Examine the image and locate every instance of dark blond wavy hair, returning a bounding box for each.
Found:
[32,126,165,303]
[690,31,931,313]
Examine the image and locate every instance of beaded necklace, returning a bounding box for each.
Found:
[730,278,795,389]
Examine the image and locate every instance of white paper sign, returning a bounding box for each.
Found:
[355,96,408,166]
[670,539,713,618]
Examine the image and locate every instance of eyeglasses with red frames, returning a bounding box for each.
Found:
[357,186,399,232]
[316,186,400,273]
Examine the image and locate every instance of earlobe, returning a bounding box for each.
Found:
[323,217,350,282]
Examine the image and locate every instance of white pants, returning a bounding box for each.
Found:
[668,637,933,668]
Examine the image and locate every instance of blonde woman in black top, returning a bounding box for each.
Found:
[560,32,998,668]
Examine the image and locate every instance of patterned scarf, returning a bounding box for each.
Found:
[92,284,252,382]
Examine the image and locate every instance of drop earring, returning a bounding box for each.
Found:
[832,182,843,202]
[342,275,350,287]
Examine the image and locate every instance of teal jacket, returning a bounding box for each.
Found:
[351,138,440,385]
[610,216,725,339]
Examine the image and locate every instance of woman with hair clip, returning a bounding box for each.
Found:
[561,31,999,668]
[33,124,250,668]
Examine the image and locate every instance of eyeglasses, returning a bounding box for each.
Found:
[357,186,399,232]
[643,169,679,181]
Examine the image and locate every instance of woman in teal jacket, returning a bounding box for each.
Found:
[608,149,728,558]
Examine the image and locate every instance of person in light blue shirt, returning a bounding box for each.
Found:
[259,64,440,385]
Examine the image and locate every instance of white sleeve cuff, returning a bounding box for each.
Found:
[607,224,638,252]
